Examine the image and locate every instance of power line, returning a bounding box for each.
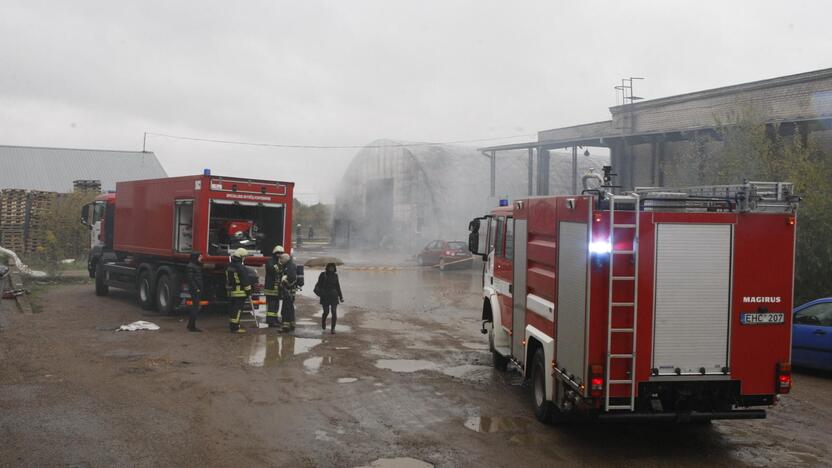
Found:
[143,131,536,150]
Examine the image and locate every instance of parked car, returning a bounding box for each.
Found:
[793,298,832,371]
[416,240,473,270]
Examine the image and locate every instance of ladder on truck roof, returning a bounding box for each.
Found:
[605,193,640,412]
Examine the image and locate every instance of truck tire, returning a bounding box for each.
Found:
[155,274,175,315]
[531,348,556,423]
[137,269,156,311]
[94,262,109,296]
[490,328,509,371]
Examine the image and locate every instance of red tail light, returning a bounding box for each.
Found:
[444,250,452,256]
[589,365,604,397]
[776,362,791,394]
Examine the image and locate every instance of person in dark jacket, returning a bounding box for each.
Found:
[315,263,343,334]
[186,252,204,332]
[278,253,298,332]
[227,248,251,333]
[264,245,284,328]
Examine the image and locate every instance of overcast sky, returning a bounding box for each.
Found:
[1,1,830,203]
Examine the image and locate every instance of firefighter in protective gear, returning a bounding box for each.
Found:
[264,245,285,328]
[226,248,251,333]
[278,253,298,332]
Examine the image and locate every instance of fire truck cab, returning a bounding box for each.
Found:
[469,180,799,423]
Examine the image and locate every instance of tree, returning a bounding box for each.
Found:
[293,199,332,241]
[34,191,97,274]
[664,109,832,304]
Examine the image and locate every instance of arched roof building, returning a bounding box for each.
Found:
[334,140,607,249]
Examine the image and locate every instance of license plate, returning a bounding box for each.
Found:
[741,312,785,325]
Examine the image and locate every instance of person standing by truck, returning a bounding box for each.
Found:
[264,245,284,328]
[278,253,298,332]
[227,248,251,334]
[186,252,204,332]
[314,262,343,334]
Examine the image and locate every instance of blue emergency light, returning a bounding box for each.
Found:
[499,198,509,207]
[203,168,211,176]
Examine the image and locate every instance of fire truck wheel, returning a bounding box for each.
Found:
[156,274,175,315]
[137,269,156,311]
[94,262,109,296]
[531,349,555,423]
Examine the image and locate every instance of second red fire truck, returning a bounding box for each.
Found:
[81,173,294,312]
[469,179,799,423]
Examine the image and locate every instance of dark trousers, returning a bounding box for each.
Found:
[322,303,337,331]
[266,295,280,325]
[189,291,201,325]
[228,296,246,331]
[281,294,295,323]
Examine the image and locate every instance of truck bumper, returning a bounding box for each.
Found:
[596,409,766,423]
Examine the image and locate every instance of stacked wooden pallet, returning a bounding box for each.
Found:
[0,189,58,253]
[25,191,57,253]
[73,180,101,193]
[0,189,28,253]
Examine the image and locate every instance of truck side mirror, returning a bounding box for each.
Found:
[469,217,487,259]
[80,203,92,228]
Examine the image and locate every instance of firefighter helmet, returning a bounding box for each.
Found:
[232,248,248,258]
[272,245,285,254]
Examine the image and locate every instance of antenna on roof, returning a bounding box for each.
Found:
[142,132,147,153]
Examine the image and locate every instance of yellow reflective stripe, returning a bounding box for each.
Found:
[266,312,278,317]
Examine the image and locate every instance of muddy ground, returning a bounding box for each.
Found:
[1,259,830,467]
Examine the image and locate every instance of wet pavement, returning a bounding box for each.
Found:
[0,256,830,467]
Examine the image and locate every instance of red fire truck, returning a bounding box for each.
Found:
[468,180,799,423]
[81,174,294,313]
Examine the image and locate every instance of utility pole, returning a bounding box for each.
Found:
[142,132,147,152]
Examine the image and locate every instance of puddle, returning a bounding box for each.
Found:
[304,357,323,374]
[463,416,532,433]
[246,335,323,367]
[461,341,489,350]
[315,430,336,442]
[337,377,358,383]
[440,365,493,383]
[375,359,439,373]
[356,458,433,468]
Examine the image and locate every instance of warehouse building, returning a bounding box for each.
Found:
[481,67,832,191]
[0,145,167,192]
[333,140,607,249]
[0,145,167,253]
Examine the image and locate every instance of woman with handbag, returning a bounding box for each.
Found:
[314,263,343,334]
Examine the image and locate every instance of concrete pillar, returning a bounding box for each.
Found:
[536,147,550,195]
[650,139,659,186]
[490,150,496,197]
[609,139,626,193]
[571,146,578,194]
[527,147,534,196]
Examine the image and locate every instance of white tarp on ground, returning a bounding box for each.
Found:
[117,321,160,331]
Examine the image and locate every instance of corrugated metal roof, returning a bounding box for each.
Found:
[0,145,167,192]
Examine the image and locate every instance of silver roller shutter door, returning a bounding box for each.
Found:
[653,223,732,376]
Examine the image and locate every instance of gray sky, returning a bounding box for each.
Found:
[1,1,830,203]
